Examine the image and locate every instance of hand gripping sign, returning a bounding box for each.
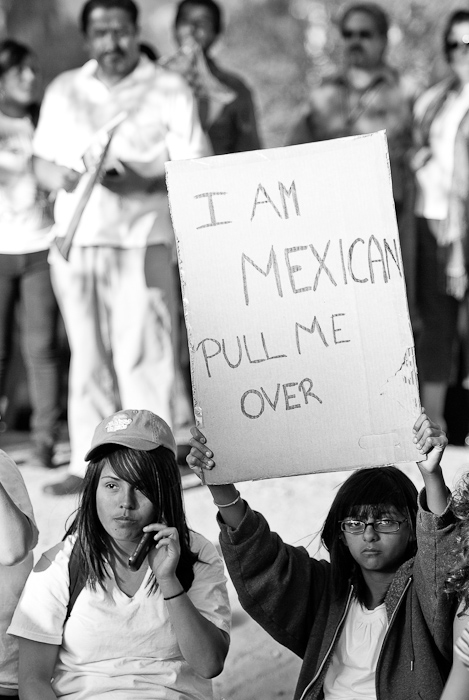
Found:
[166,131,422,484]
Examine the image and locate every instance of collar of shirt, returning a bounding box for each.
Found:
[334,64,400,91]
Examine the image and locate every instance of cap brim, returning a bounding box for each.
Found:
[84,437,166,462]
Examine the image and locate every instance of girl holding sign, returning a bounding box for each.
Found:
[188,411,455,700]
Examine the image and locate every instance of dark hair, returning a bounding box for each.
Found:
[175,0,223,36]
[446,473,469,610]
[65,445,198,594]
[0,39,39,123]
[0,39,32,77]
[443,10,469,62]
[80,0,139,34]
[139,42,159,62]
[321,466,418,603]
[340,3,389,38]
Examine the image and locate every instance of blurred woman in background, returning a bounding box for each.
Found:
[412,10,469,431]
[0,39,60,468]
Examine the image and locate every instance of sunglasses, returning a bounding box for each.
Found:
[447,40,469,53]
[342,29,375,40]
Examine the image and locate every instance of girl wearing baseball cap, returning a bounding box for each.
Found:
[9,409,230,700]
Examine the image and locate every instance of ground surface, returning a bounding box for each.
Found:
[2,429,468,700]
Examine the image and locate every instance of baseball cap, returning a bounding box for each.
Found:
[84,409,177,461]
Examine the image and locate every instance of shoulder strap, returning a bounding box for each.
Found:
[414,76,459,147]
[66,539,87,622]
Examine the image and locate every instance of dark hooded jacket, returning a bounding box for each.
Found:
[218,490,457,700]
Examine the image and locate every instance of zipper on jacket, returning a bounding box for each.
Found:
[374,576,413,700]
[298,586,354,700]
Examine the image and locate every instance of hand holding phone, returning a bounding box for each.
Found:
[128,531,154,571]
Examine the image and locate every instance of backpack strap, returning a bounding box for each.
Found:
[66,539,87,622]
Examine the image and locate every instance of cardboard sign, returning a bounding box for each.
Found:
[166,132,422,484]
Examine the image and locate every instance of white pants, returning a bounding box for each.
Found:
[51,244,176,477]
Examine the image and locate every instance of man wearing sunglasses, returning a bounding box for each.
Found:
[288,2,416,326]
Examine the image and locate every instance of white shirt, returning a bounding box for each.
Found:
[9,531,230,700]
[0,451,38,693]
[33,57,211,249]
[323,598,388,700]
[0,112,52,254]
[415,83,469,220]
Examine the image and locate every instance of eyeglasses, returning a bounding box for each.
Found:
[447,40,469,54]
[340,518,408,534]
[342,29,375,40]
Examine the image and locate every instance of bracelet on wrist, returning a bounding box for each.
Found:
[163,589,185,601]
[213,490,241,508]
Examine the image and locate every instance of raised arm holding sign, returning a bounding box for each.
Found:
[167,129,458,699]
[186,412,453,700]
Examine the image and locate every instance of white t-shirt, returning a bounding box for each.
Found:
[0,112,52,254]
[323,598,388,700]
[33,56,211,249]
[415,83,469,220]
[9,531,230,700]
[0,450,38,693]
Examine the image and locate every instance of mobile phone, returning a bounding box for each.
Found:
[128,531,154,571]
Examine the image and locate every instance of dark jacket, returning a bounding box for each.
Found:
[206,58,261,155]
[219,490,456,700]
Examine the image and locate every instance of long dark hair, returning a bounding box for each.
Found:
[65,445,198,593]
[321,466,418,603]
[0,39,39,124]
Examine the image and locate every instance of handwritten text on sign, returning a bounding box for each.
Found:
[166,133,421,482]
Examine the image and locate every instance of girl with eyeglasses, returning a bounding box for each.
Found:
[188,411,455,700]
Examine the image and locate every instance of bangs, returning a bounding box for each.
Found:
[99,447,161,508]
[67,445,196,594]
[335,466,418,523]
[321,464,418,602]
[0,40,32,76]
[348,503,404,520]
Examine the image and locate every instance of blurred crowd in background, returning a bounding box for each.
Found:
[1,0,469,493]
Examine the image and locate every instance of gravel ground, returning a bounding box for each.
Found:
[3,431,469,700]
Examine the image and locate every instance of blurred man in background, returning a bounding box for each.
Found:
[33,0,210,495]
[288,2,417,325]
[172,0,261,155]
[162,0,262,441]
